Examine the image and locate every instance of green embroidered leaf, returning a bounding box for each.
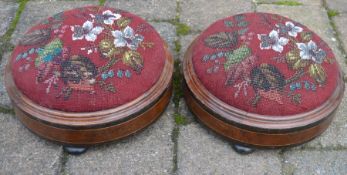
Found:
[204,32,238,49]
[224,46,251,70]
[238,28,249,35]
[41,19,49,25]
[234,14,245,21]
[237,21,249,27]
[52,12,63,21]
[35,57,41,67]
[36,39,63,67]
[224,20,233,27]
[38,39,62,56]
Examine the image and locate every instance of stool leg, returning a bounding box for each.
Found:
[63,146,88,155]
[232,144,255,155]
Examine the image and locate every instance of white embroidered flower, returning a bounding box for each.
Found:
[258,30,289,53]
[111,26,144,50]
[296,40,326,64]
[285,21,303,37]
[71,21,104,42]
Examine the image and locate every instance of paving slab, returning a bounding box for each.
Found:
[0,52,12,108]
[10,1,98,45]
[180,0,253,31]
[282,150,347,175]
[257,4,347,73]
[105,0,176,20]
[177,123,282,175]
[254,0,321,6]
[149,22,177,59]
[0,1,18,37]
[326,0,347,13]
[66,102,175,175]
[0,113,62,175]
[334,14,347,56]
[298,90,347,149]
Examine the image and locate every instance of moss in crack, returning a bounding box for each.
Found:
[174,113,187,125]
[168,18,191,36]
[172,39,183,109]
[327,9,340,19]
[0,41,14,62]
[0,107,15,115]
[171,126,179,173]
[173,59,183,108]
[272,0,303,6]
[99,0,107,6]
[0,0,28,61]
[59,151,69,175]
[2,0,28,42]
[176,22,191,36]
[256,0,302,6]
[174,40,182,53]
[157,19,191,36]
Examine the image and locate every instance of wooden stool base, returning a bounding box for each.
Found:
[184,83,339,148]
[183,35,345,148]
[11,85,172,146]
[5,45,173,147]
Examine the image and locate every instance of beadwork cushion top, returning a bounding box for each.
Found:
[11,6,166,112]
[191,13,341,116]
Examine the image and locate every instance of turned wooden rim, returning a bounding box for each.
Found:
[183,39,345,130]
[5,44,173,128]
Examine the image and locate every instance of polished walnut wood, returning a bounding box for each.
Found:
[183,39,345,148]
[5,45,173,146]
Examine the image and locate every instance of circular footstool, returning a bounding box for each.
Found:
[183,13,345,148]
[5,6,173,148]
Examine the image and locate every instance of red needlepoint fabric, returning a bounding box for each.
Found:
[11,6,166,112]
[191,13,341,116]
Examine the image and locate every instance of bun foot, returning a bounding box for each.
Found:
[63,146,88,155]
[232,144,255,155]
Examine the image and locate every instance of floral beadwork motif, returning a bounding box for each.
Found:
[199,13,336,108]
[13,7,155,101]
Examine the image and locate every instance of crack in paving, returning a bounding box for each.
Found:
[58,151,69,175]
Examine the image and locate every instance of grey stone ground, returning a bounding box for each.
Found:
[0,1,18,37]
[0,0,347,174]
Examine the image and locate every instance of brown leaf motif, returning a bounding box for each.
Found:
[19,28,51,46]
[225,55,256,86]
[308,63,327,84]
[122,50,144,73]
[204,32,238,49]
